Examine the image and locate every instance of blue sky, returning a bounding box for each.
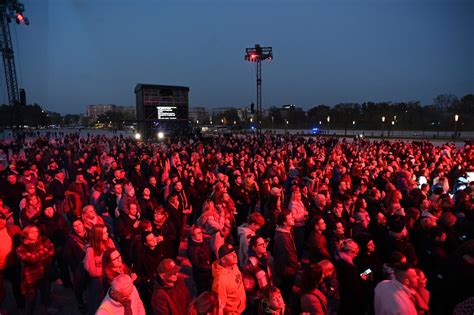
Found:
[4,0,473,114]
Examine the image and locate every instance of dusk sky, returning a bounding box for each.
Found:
[5,0,473,114]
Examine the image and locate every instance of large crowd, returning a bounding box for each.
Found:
[0,132,472,315]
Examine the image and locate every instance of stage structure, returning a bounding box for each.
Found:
[135,84,190,139]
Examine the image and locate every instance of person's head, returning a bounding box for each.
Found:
[249,235,268,256]
[0,212,7,229]
[90,224,109,255]
[103,248,123,269]
[26,183,36,195]
[153,206,168,226]
[430,226,446,243]
[114,183,123,195]
[247,212,265,232]
[43,205,55,218]
[109,274,133,304]
[174,181,183,192]
[22,225,40,243]
[276,210,294,227]
[142,231,158,249]
[189,291,220,315]
[82,205,98,221]
[376,212,387,225]
[317,259,335,278]
[7,174,17,184]
[415,268,428,289]
[313,215,326,233]
[148,176,157,186]
[338,238,359,258]
[218,244,238,267]
[332,200,344,217]
[354,212,370,229]
[393,263,419,290]
[190,225,204,243]
[71,218,85,236]
[158,259,180,285]
[334,221,345,236]
[142,187,151,198]
[127,203,138,217]
[260,286,285,313]
[300,263,323,294]
[75,173,85,184]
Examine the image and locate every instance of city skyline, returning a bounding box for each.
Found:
[3,0,473,114]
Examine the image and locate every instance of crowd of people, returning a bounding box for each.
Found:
[0,131,472,315]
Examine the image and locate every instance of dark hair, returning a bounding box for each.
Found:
[276,210,292,226]
[300,264,323,294]
[393,262,414,281]
[141,231,154,243]
[248,212,265,226]
[249,235,264,249]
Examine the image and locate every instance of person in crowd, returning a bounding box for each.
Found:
[0,212,23,309]
[317,259,340,314]
[272,210,298,304]
[258,286,289,315]
[37,203,71,287]
[16,224,55,315]
[242,235,273,311]
[288,187,309,259]
[81,205,105,232]
[115,202,141,263]
[188,291,220,315]
[152,206,176,260]
[237,212,265,267]
[83,224,115,314]
[374,262,420,315]
[212,243,246,314]
[307,215,330,262]
[96,274,146,315]
[299,263,327,315]
[131,231,166,312]
[63,218,89,313]
[101,248,136,294]
[151,258,191,315]
[187,225,213,295]
[334,238,370,315]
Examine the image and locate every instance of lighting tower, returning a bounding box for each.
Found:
[245,44,273,133]
[0,0,29,107]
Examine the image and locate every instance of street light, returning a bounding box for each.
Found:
[454,114,459,138]
[381,116,386,138]
[327,116,330,135]
[352,121,356,136]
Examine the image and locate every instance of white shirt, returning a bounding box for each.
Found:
[374,279,417,315]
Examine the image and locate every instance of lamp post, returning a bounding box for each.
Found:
[352,120,355,136]
[271,116,274,130]
[245,44,273,134]
[390,120,395,137]
[454,114,459,138]
[381,116,386,138]
[327,116,330,135]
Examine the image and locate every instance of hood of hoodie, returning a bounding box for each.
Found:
[275,226,292,234]
[237,224,254,238]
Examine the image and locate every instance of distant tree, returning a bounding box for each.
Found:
[433,94,458,111]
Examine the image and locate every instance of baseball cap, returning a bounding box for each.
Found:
[218,243,236,259]
[157,259,180,275]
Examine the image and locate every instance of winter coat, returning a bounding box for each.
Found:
[151,277,191,315]
[273,227,298,276]
[187,238,213,283]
